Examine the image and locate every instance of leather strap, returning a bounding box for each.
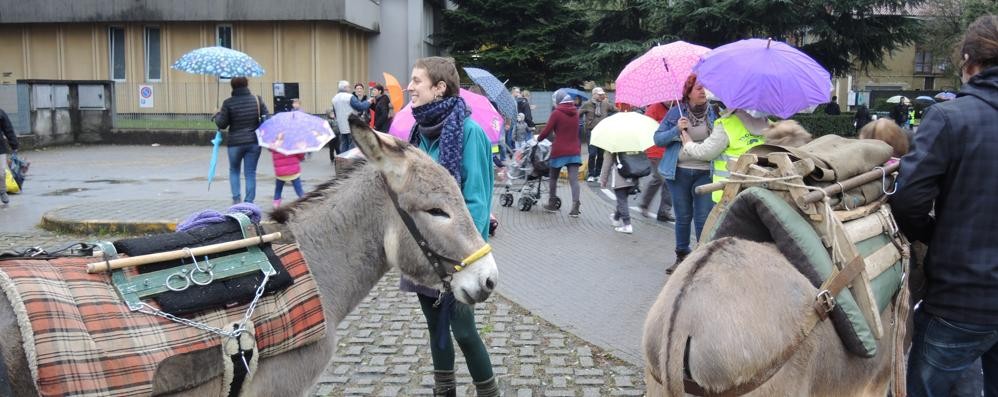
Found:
[380,174,465,291]
[814,255,867,319]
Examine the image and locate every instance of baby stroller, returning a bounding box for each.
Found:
[498,139,559,211]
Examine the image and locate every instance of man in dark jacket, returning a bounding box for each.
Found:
[512,87,534,128]
[214,77,268,204]
[823,95,841,115]
[0,107,18,206]
[890,15,998,397]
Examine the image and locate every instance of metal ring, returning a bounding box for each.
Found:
[166,271,191,292]
[190,268,215,286]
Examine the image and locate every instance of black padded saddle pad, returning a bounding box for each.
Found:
[113,219,294,316]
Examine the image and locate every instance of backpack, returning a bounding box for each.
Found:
[615,151,651,179]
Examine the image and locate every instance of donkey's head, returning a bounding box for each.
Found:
[348,115,498,304]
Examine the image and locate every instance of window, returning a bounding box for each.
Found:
[216,25,232,49]
[914,49,942,75]
[109,27,126,81]
[144,27,161,81]
[924,77,935,90]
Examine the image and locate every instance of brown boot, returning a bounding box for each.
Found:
[433,370,457,397]
[665,250,689,275]
[568,201,581,217]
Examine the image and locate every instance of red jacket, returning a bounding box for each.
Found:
[538,103,581,158]
[644,102,669,159]
[271,151,305,177]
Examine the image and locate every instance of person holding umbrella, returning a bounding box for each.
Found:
[653,74,720,273]
[398,56,499,397]
[213,76,269,204]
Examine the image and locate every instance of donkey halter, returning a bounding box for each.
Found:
[380,174,491,292]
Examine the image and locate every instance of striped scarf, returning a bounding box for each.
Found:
[410,96,468,183]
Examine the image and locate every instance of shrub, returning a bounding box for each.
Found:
[790,113,857,138]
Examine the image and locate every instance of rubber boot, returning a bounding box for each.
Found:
[665,250,689,275]
[568,201,581,217]
[273,199,282,208]
[542,196,559,212]
[433,370,457,397]
[474,376,501,397]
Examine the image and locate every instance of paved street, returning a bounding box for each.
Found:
[0,145,678,394]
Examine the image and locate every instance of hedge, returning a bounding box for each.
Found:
[789,113,857,138]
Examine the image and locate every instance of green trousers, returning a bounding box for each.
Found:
[417,293,494,382]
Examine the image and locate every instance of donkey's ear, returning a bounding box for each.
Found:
[348,114,407,179]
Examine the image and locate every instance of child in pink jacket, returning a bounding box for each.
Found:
[271,150,306,208]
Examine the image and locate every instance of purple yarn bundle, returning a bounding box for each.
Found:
[176,203,262,232]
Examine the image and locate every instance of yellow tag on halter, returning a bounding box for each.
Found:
[454,244,492,272]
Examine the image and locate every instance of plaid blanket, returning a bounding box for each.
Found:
[0,243,326,397]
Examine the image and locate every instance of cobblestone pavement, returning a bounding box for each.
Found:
[311,271,645,396]
[1,232,647,396]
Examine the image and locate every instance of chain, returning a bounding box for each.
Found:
[133,270,274,340]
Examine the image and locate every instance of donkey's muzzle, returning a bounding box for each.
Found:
[450,252,498,305]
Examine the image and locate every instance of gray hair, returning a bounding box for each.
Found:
[338,80,350,91]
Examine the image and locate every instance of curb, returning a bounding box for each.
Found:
[40,215,176,235]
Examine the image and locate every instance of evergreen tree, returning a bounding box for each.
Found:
[437,0,589,88]
[660,0,925,76]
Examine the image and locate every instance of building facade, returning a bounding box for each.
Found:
[0,0,445,116]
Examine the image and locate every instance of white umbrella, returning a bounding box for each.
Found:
[886,95,907,104]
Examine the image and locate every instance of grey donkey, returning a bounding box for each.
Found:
[643,238,902,396]
[0,115,499,396]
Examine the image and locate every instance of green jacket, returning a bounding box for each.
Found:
[417,118,495,241]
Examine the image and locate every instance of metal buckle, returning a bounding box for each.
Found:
[816,290,836,313]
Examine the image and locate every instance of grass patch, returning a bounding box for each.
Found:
[116,118,216,130]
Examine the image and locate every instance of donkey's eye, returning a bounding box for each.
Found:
[426,208,450,218]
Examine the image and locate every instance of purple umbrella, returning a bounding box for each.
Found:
[256,111,335,155]
[693,38,831,119]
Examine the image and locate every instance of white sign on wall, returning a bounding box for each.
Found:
[138,85,154,108]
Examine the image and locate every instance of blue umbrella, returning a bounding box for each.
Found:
[207,131,223,191]
[463,67,517,121]
[171,46,265,77]
[934,91,956,101]
[563,88,590,101]
[914,95,936,105]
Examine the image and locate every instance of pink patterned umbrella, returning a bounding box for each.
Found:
[614,41,711,107]
[388,88,503,144]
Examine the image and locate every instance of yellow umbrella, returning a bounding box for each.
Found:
[383,72,405,114]
[589,112,659,153]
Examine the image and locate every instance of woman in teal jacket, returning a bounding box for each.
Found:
[398,56,498,397]
[653,74,719,273]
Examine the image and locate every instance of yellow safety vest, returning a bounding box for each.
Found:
[711,114,766,202]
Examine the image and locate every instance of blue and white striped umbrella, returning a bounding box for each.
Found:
[171,46,265,77]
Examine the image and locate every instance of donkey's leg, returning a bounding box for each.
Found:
[0,291,39,396]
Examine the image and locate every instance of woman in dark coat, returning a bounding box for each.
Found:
[371,84,392,132]
[214,77,269,204]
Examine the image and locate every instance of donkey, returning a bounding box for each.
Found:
[0,115,499,396]
[642,238,899,397]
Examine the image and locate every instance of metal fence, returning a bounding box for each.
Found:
[112,81,341,130]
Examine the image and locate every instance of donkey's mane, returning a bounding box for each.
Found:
[269,159,368,224]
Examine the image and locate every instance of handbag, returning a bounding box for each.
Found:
[615,151,651,179]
